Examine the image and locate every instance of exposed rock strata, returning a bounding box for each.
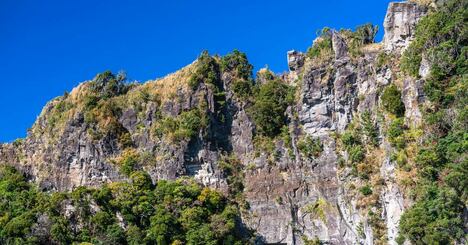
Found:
[0,1,429,244]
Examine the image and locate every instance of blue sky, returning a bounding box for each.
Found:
[0,0,395,142]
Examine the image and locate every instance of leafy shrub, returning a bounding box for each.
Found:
[220,50,253,80]
[218,156,244,198]
[348,145,365,164]
[91,211,114,233]
[360,111,379,146]
[306,27,333,60]
[46,98,74,133]
[256,68,275,82]
[415,147,443,180]
[231,79,253,99]
[251,79,293,137]
[302,198,329,223]
[376,52,390,69]
[126,225,144,245]
[115,149,140,176]
[342,23,379,57]
[153,116,178,138]
[381,84,405,117]
[118,132,133,149]
[391,150,408,169]
[297,135,323,159]
[103,224,126,244]
[130,171,153,190]
[341,131,359,148]
[400,47,422,77]
[153,108,207,142]
[89,71,128,99]
[400,0,466,78]
[359,185,373,196]
[253,135,276,158]
[177,109,204,139]
[398,185,465,244]
[353,23,379,45]
[50,217,72,244]
[83,94,100,111]
[387,118,406,149]
[188,51,220,90]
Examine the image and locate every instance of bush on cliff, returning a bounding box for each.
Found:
[381,84,405,117]
[250,79,294,137]
[188,51,220,90]
[306,27,333,60]
[221,50,253,81]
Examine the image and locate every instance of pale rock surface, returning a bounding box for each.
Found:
[0,1,431,244]
[383,1,427,52]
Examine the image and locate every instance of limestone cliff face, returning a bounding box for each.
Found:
[383,1,427,53]
[0,1,429,244]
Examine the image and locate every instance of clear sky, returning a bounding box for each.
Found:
[0,0,396,142]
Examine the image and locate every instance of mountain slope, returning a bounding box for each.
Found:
[0,0,466,244]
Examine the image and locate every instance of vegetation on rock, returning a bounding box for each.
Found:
[188,51,220,91]
[250,77,295,137]
[297,135,323,159]
[153,108,207,143]
[397,0,467,243]
[306,27,333,61]
[381,84,405,117]
[0,166,249,244]
[1,1,466,244]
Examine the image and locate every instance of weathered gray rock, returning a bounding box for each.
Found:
[418,56,431,78]
[383,1,427,52]
[332,31,349,60]
[0,2,433,244]
[287,50,305,72]
[402,78,424,127]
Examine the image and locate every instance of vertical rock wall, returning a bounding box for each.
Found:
[0,1,430,244]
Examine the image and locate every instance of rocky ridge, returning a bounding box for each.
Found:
[0,1,445,244]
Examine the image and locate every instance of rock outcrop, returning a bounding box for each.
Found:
[0,1,431,244]
[383,2,427,52]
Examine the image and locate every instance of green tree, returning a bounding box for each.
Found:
[381,84,405,117]
[146,206,179,245]
[221,50,253,80]
[188,51,220,90]
[251,79,292,137]
[130,171,153,190]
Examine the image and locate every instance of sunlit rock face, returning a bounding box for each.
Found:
[383,1,427,53]
[0,1,432,244]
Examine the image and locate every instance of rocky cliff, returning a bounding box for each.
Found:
[1,1,465,244]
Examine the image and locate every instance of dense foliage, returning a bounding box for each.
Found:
[401,0,467,78]
[81,71,134,147]
[89,71,129,99]
[250,78,295,137]
[306,27,333,60]
[221,50,254,100]
[341,23,379,57]
[220,50,253,81]
[188,51,221,91]
[397,0,467,244]
[0,166,248,245]
[297,136,323,159]
[153,108,207,143]
[381,84,405,117]
[352,23,379,46]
